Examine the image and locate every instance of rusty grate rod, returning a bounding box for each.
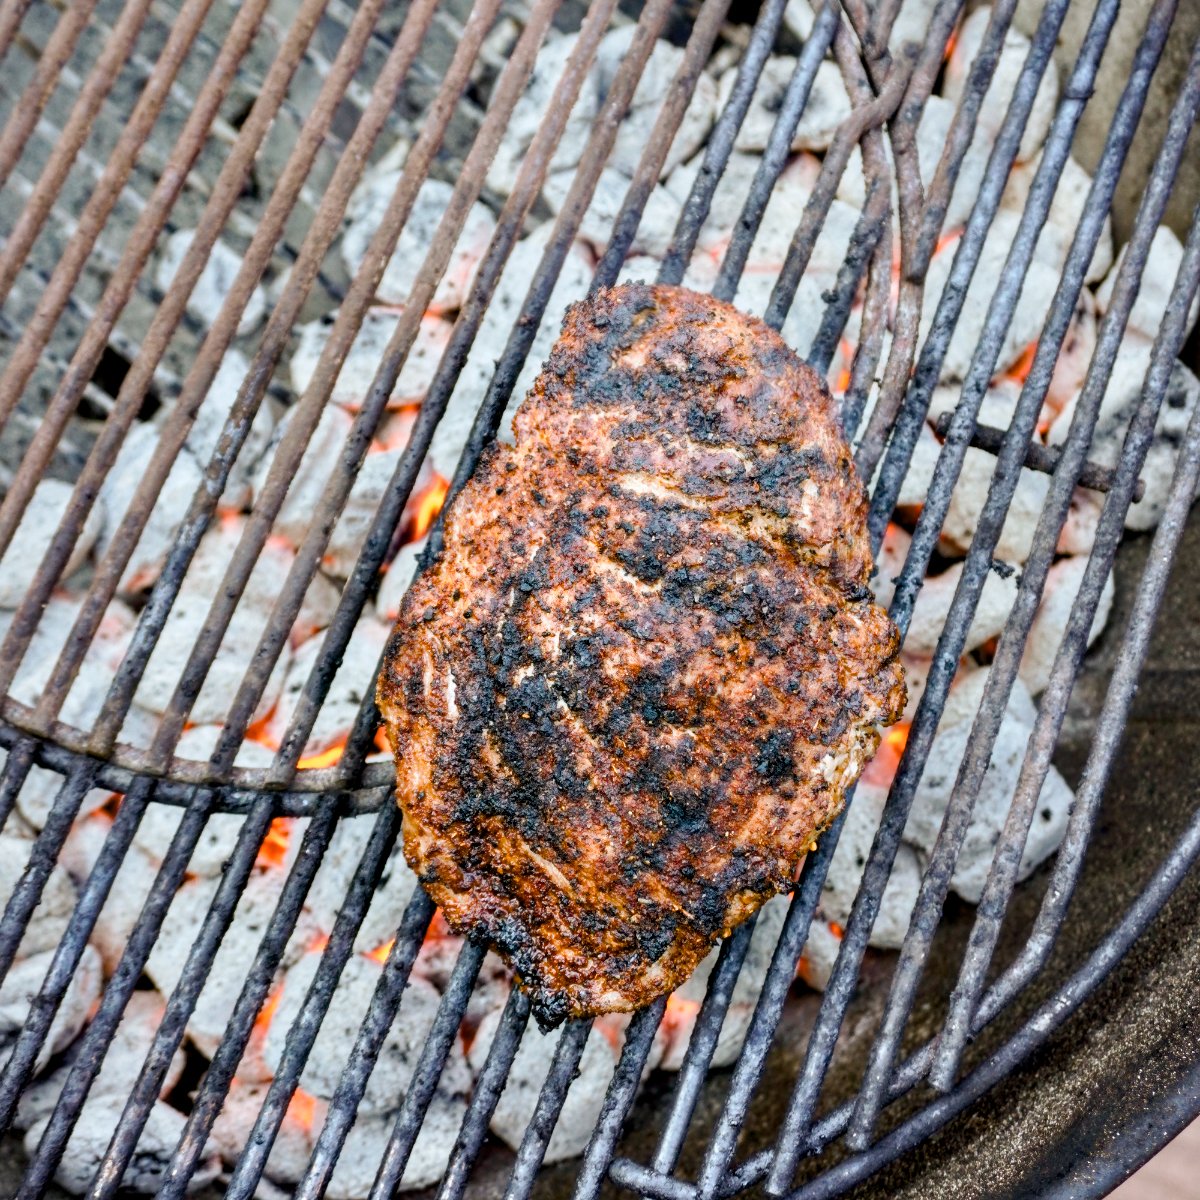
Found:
[765,0,1111,1183]
[0,0,327,664]
[0,0,101,190]
[930,411,1148,499]
[844,0,1181,1150]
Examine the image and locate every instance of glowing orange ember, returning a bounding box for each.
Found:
[1004,340,1039,386]
[829,922,845,940]
[254,987,283,1035]
[374,726,392,755]
[860,721,911,790]
[309,932,331,955]
[257,818,291,869]
[287,1088,319,1134]
[365,939,395,965]
[405,472,450,544]
[298,740,346,770]
[664,995,702,1033]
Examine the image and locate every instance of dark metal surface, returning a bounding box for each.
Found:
[0,0,1197,1197]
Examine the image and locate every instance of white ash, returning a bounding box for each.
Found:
[661,893,791,1070]
[440,224,594,468]
[257,403,353,548]
[155,229,266,337]
[265,954,469,1115]
[1053,358,1200,531]
[25,1096,221,1196]
[15,990,186,1133]
[0,834,77,961]
[939,445,1051,565]
[943,7,1058,164]
[286,814,420,956]
[665,150,820,246]
[1020,556,1115,695]
[486,33,600,197]
[896,651,935,723]
[1058,487,1104,556]
[543,165,680,259]
[1096,225,1199,344]
[98,420,205,598]
[796,919,842,991]
[62,814,159,974]
[290,307,453,410]
[467,1006,617,1163]
[877,420,942,511]
[323,448,433,579]
[905,560,1020,656]
[176,348,278,511]
[719,58,850,154]
[376,536,426,622]
[903,669,1073,903]
[921,211,1059,381]
[1002,154,1113,285]
[593,26,718,179]
[783,0,815,41]
[1045,296,1099,419]
[293,569,343,648]
[4,595,160,763]
[133,726,275,876]
[134,515,293,726]
[938,663,1036,733]
[0,945,102,1075]
[326,1090,467,1198]
[209,1082,320,1186]
[820,782,921,951]
[263,616,390,761]
[145,866,318,1060]
[341,177,496,312]
[884,0,945,55]
[0,479,103,608]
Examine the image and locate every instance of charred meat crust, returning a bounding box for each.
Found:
[378,283,905,1025]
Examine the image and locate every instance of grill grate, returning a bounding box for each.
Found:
[0,0,1198,1197]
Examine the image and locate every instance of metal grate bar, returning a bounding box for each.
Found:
[429,0,686,546]
[85,0,502,761]
[647,921,758,1182]
[0,0,327,660]
[766,0,1126,1180]
[573,998,668,1200]
[0,0,443,765]
[591,0,736,290]
[366,940,489,1200]
[778,313,1200,1193]
[222,803,402,1197]
[931,183,1200,1085]
[0,0,100,189]
[712,2,839,302]
[278,0,648,787]
[503,1019,594,1199]
[436,987,532,1200]
[0,0,35,64]
[0,0,229,406]
[291,889,436,1199]
[863,0,1057,534]
[657,0,789,287]
[159,800,345,1195]
[845,0,1182,1146]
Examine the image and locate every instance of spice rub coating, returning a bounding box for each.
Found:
[378,283,905,1023]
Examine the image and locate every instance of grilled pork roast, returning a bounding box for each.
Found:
[378,283,905,1023]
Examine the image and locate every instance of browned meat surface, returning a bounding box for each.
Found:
[378,283,905,1023]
